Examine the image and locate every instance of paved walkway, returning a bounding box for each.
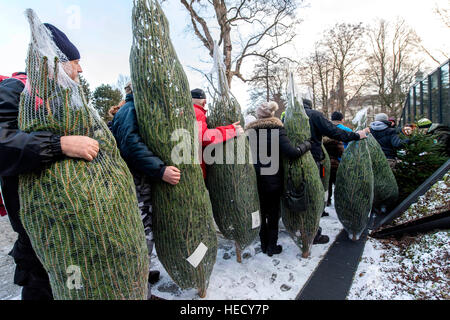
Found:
[0,216,21,300]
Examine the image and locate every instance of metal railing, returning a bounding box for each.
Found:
[400,59,450,128]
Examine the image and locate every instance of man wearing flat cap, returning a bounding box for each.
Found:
[191,88,244,179]
[0,23,99,300]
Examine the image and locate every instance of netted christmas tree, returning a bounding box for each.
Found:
[281,74,324,258]
[321,144,331,206]
[366,134,398,211]
[18,9,148,300]
[205,43,260,263]
[130,0,217,298]
[335,108,374,241]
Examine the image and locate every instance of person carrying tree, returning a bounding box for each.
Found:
[191,88,244,179]
[0,23,99,300]
[302,99,368,244]
[111,81,181,300]
[246,101,312,257]
[370,113,411,169]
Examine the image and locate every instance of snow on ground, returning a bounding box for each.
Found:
[391,172,449,226]
[0,216,22,300]
[349,231,449,300]
[151,204,343,300]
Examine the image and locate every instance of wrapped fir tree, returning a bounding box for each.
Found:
[130,0,217,298]
[321,144,331,206]
[205,43,260,263]
[335,108,374,241]
[18,9,148,300]
[366,134,398,211]
[281,74,324,258]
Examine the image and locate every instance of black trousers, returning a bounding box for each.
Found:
[3,177,53,300]
[257,187,282,247]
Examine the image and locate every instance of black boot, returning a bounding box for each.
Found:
[259,224,269,254]
[313,227,330,245]
[267,229,282,257]
[148,270,160,285]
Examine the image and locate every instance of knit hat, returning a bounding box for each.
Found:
[44,23,80,61]
[191,88,206,99]
[331,111,344,121]
[375,113,389,122]
[256,101,279,119]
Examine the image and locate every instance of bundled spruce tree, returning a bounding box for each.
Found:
[335,109,374,241]
[206,43,260,263]
[321,144,331,206]
[18,9,148,300]
[394,131,447,202]
[281,74,324,258]
[366,134,398,211]
[130,0,217,298]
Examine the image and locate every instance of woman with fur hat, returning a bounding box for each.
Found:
[246,101,312,256]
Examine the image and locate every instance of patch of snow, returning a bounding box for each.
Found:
[151,205,343,300]
[348,231,450,300]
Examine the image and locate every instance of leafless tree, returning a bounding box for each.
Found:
[298,44,336,116]
[322,23,367,117]
[247,53,290,116]
[366,18,423,119]
[179,0,301,87]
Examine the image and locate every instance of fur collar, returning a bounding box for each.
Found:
[245,117,284,130]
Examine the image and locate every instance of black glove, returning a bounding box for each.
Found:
[297,140,312,155]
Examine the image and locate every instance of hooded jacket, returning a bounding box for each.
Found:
[370,121,409,159]
[246,117,311,193]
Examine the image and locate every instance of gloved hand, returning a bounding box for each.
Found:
[297,140,312,155]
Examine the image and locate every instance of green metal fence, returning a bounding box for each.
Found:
[400,60,450,128]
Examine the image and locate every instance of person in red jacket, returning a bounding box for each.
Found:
[191,88,244,178]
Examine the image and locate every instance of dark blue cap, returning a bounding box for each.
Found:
[303,99,312,109]
[191,88,206,99]
[44,23,80,61]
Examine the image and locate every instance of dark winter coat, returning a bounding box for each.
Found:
[370,121,410,159]
[111,93,166,181]
[0,73,63,296]
[304,106,360,162]
[0,73,64,221]
[246,117,312,194]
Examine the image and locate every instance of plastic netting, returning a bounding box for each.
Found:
[367,134,399,209]
[281,73,324,258]
[335,108,374,241]
[205,42,260,260]
[130,0,217,297]
[17,9,148,300]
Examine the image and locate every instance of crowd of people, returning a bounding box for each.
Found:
[0,20,445,301]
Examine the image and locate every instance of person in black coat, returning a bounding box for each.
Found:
[369,113,410,169]
[302,99,368,242]
[246,101,312,257]
[0,25,100,300]
[110,83,181,298]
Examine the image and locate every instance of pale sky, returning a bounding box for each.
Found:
[0,0,448,110]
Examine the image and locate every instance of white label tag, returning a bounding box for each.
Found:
[324,191,329,203]
[186,242,208,268]
[251,211,261,229]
